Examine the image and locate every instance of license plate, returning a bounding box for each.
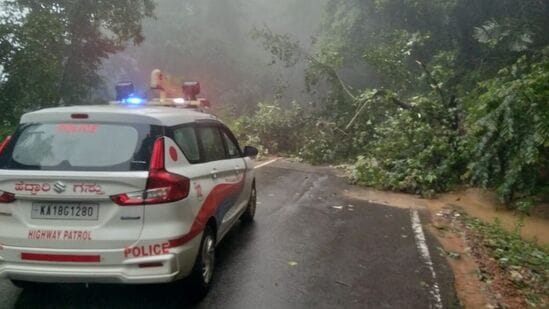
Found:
[31,203,99,221]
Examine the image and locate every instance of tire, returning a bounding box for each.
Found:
[10,280,40,289]
[240,184,256,223]
[187,225,216,300]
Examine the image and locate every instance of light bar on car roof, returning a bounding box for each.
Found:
[111,79,210,111]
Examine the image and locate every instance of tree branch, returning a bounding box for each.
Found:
[252,26,358,101]
[299,49,357,101]
[376,89,414,110]
[344,89,413,130]
[416,60,447,105]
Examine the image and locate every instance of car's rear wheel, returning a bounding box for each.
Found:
[240,184,256,223]
[187,225,216,299]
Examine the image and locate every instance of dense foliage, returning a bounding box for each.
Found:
[231,102,312,156]
[242,0,549,205]
[0,0,154,132]
[0,0,547,207]
[467,52,549,203]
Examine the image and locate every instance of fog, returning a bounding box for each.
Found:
[100,0,326,115]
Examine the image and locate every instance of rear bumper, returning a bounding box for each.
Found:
[0,234,202,284]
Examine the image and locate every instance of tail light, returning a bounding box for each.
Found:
[111,137,190,206]
[0,135,12,155]
[0,190,16,203]
[0,136,16,203]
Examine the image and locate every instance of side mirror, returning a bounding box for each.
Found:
[243,146,258,157]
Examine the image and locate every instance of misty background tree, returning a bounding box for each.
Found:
[0,0,154,130]
[99,0,325,117]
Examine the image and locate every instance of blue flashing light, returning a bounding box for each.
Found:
[124,97,145,105]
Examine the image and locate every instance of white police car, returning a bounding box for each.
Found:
[0,81,258,298]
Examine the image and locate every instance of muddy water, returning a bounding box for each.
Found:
[342,185,549,247]
[434,189,549,247]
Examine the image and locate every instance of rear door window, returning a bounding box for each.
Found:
[197,126,226,162]
[0,123,162,171]
[172,126,200,163]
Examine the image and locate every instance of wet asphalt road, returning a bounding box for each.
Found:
[0,159,458,308]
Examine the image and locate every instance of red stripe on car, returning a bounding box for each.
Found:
[169,177,245,248]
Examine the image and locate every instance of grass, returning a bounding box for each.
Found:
[464,216,549,306]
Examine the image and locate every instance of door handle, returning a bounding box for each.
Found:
[210,169,218,179]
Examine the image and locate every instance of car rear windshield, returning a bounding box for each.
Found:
[0,122,163,171]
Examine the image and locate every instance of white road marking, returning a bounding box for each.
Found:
[411,209,443,309]
[254,158,278,169]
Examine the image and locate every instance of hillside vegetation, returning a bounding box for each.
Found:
[233,0,549,209]
[1,0,547,209]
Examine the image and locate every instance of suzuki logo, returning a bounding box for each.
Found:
[53,181,66,194]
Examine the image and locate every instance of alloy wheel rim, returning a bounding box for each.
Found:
[202,236,215,284]
[250,188,256,216]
